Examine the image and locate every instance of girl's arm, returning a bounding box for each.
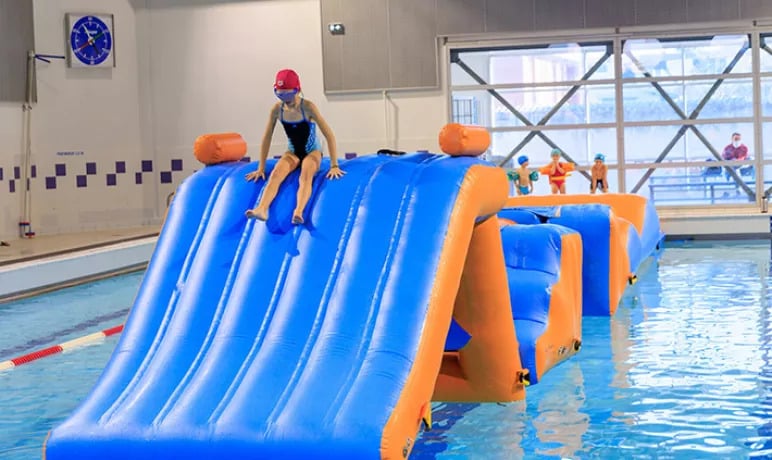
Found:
[306,100,339,168]
[258,104,280,171]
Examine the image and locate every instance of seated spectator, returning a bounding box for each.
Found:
[722,132,748,161]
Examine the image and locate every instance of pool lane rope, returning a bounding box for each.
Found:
[0,324,123,372]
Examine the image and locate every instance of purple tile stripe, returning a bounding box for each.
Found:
[135,172,143,184]
[345,152,357,159]
[45,177,56,190]
[31,165,36,178]
[0,167,3,181]
[9,180,15,193]
[86,162,97,175]
[116,161,126,174]
[14,166,20,180]
[106,174,117,186]
[76,175,87,188]
[160,172,172,184]
[55,164,66,177]
[171,159,183,171]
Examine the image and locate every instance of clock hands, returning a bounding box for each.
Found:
[76,30,106,52]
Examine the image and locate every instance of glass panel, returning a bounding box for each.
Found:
[763,78,772,117]
[624,125,687,163]
[622,35,752,79]
[624,122,754,163]
[450,90,495,127]
[450,53,491,86]
[492,128,618,168]
[761,34,772,73]
[764,122,772,161]
[622,81,685,122]
[683,78,753,119]
[684,125,755,162]
[486,42,614,85]
[626,166,756,206]
[586,85,616,123]
[490,131,531,167]
[761,164,772,195]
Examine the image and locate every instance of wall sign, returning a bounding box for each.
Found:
[65,13,115,68]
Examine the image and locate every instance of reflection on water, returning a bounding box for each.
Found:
[413,241,772,459]
[2,242,772,459]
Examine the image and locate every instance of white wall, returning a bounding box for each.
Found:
[0,103,23,240]
[0,0,450,241]
[135,0,447,167]
[0,0,154,241]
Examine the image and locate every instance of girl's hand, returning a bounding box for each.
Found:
[245,168,266,182]
[326,166,346,180]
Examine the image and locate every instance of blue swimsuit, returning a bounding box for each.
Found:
[280,99,321,160]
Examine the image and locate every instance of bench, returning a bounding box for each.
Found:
[647,174,769,204]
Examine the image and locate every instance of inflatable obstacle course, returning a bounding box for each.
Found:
[45,125,663,460]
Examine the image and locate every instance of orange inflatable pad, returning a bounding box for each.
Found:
[438,123,490,157]
[534,231,583,379]
[194,132,247,165]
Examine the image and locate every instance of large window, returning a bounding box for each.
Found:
[450,31,771,208]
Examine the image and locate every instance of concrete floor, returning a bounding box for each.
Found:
[0,226,161,266]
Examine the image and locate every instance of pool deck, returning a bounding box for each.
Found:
[0,226,160,267]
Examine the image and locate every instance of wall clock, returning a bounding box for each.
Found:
[66,13,115,68]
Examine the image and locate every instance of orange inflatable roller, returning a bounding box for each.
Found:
[194,132,247,165]
[438,123,490,157]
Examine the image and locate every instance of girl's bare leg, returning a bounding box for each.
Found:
[550,182,559,194]
[246,153,299,220]
[292,151,322,224]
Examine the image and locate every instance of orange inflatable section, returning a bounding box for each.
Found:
[438,123,491,157]
[506,193,646,235]
[433,216,527,402]
[534,232,583,379]
[381,164,524,457]
[193,132,247,165]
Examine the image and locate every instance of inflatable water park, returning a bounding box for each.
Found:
[43,124,665,459]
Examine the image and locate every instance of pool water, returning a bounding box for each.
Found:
[2,242,772,459]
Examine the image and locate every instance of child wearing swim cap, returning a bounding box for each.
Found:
[245,69,345,224]
[540,148,575,194]
[590,153,609,194]
[506,155,538,195]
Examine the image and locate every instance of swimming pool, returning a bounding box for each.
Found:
[2,241,771,459]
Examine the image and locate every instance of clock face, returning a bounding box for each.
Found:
[69,15,113,66]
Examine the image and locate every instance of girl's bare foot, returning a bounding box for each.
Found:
[246,207,268,221]
[292,212,304,225]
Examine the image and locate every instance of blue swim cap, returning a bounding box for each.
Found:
[594,153,605,162]
[550,148,561,157]
[517,155,529,165]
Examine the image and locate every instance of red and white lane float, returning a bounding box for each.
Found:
[0,324,123,371]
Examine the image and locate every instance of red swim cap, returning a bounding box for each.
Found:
[275,69,300,90]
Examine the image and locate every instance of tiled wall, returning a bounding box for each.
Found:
[1,158,187,194]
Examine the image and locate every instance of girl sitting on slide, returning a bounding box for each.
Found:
[245,69,345,224]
